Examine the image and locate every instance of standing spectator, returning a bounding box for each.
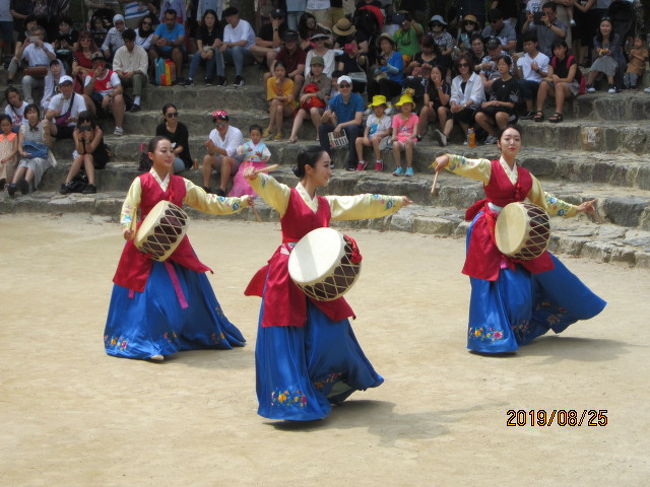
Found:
[4,86,27,132]
[286,0,307,31]
[367,33,404,101]
[72,31,99,93]
[201,110,244,196]
[112,28,148,112]
[318,75,364,171]
[475,55,519,142]
[151,8,185,84]
[516,31,549,118]
[40,59,67,112]
[156,103,193,173]
[101,13,127,60]
[195,0,223,21]
[391,93,419,177]
[288,55,331,143]
[21,26,56,104]
[159,0,185,24]
[270,30,306,98]
[392,12,423,63]
[83,52,126,135]
[263,62,296,141]
[481,9,517,51]
[450,54,485,141]
[0,114,18,189]
[354,94,391,171]
[220,6,255,87]
[45,75,87,139]
[523,1,567,57]
[417,65,451,146]
[585,17,624,94]
[185,9,223,86]
[0,0,14,63]
[623,35,649,89]
[536,39,582,122]
[305,32,336,76]
[572,0,596,66]
[551,0,572,47]
[10,0,34,45]
[251,8,287,68]
[135,14,155,51]
[428,15,454,56]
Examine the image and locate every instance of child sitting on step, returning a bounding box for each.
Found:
[623,35,648,90]
[229,124,271,197]
[355,95,392,172]
[391,92,419,177]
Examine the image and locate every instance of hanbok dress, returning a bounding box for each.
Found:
[445,155,606,354]
[245,173,405,421]
[104,169,250,360]
[228,140,271,197]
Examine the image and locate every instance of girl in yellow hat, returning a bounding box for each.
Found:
[354,95,392,171]
[391,92,418,176]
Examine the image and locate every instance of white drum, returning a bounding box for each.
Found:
[135,200,189,261]
[288,227,362,301]
[495,202,551,260]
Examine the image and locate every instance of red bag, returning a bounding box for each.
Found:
[301,83,326,111]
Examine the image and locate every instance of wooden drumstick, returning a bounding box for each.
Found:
[430,168,440,195]
[256,164,279,174]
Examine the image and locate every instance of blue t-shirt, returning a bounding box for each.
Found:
[328,93,365,124]
[378,51,405,84]
[154,23,185,53]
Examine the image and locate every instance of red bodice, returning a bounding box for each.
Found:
[113,172,211,292]
[245,188,355,327]
[463,160,554,281]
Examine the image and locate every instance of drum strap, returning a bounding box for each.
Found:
[164,261,189,309]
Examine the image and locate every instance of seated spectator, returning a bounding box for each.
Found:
[229,124,271,197]
[59,110,109,194]
[123,1,157,29]
[45,75,87,139]
[523,2,567,57]
[332,16,356,48]
[298,12,329,51]
[334,41,366,93]
[318,75,364,171]
[536,39,582,123]
[112,28,148,112]
[475,55,519,142]
[251,8,288,68]
[72,31,99,93]
[491,0,518,28]
[407,34,451,75]
[21,26,57,104]
[54,17,79,67]
[89,12,109,50]
[624,35,649,90]
[481,8,516,52]
[391,92,418,177]
[477,36,513,90]
[457,14,481,52]
[101,14,127,60]
[305,33,336,77]
[306,0,335,29]
[40,59,67,113]
[7,15,42,84]
[151,8,185,84]
[201,110,244,196]
[586,17,625,94]
[185,9,223,86]
[8,3,34,67]
[6,104,53,197]
[4,87,28,133]
[263,62,296,141]
[450,54,485,141]
[367,33,404,102]
[268,30,306,98]
[0,115,18,190]
[417,65,451,146]
[516,31,549,118]
[288,55,331,143]
[354,94,391,172]
[135,14,156,51]
[220,6,255,87]
[83,52,126,135]
[392,12,423,63]
[468,32,485,67]
[159,0,185,24]
[156,103,193,173]
[428,15,454,57]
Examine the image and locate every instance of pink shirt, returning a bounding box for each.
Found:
[392,113,419,143]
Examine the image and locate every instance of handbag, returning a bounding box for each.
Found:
[55,93,76,127]
[23,140,48,159]
[301,83,326,111]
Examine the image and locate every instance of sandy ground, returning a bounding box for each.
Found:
[0,213,648,487]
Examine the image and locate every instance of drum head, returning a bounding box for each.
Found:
[495,203,529,256]
[135,201,188,261]
[288,228,346,285]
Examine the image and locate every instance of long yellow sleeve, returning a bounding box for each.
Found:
[527,175,578,217]
[327,194,405,221]
[183,179,251,215]
[444,154,492,184]
[120,177,142,230]
[248,172,291,216]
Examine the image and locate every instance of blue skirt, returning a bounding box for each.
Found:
[465,214,606,353]
[256,301,384,421]
[104,261,245,359]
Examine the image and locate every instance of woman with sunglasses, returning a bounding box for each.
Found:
[155,103,192,173]
[457,14,481,52]
[72,31,100,93]
[449,54,484,143]
[136,14,156,51]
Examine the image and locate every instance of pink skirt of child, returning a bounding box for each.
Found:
[229,161,268,197]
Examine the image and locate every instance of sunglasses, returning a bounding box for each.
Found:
[338,83,351,88]
[166,112,178,118]
[464,21,476,25]
[79,125,92,132]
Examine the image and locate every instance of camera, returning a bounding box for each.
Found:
[533,11,545,25]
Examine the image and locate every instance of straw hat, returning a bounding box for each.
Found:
[368,95,387,107]
[332,17,356,37]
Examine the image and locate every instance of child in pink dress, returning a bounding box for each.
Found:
[391,93,419,177]
[229,124,271,197]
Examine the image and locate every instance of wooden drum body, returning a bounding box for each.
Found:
[135,201,189,261]
[288,227,362,302]
[495,202,551,260]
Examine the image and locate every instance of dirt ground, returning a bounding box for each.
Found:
[0,213,648,487]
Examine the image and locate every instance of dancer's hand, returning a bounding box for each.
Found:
[401,196,413,207]
[576,199,596,216]
[243,165,259,180]
[432,154,449,172]
[123,228,135,240]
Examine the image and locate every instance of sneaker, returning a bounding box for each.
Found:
[484,134,498,144]
[436,129,447,147]
[183,78,194,86]
[346,165,356,171]
[392,167,404,176]
[587,85,596,93]
[19,179,29,194]
[113,126,124,136]
[7,183,16,197]
[645,87,650,94]
[404,167,414,177]
[202,185,213,193]
[215,188,226,197]
[216,76,227,86]
[173,77,185,85]
[273,132,283,141]
[415,134,422,142]
[374,160,383,171]
[204,77,214,86]
[356,160,367,171]
[0,179,5,191]
[59,182,72,194]
[607,85,616,94]
[82,184,97,194]
[129,104,141,112]
[233,76,245,87]
[570,19,576,27]
[520,111,535,120]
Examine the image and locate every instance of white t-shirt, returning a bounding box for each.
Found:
[208,125,244,158]
[48,93,88,127]
[4,101,28,127]
[306,0,330,9]
[517,51,550,82]
[84,70,122,96]
[223,19,256,49]
[366,113,391,137]
[21,42,55,66]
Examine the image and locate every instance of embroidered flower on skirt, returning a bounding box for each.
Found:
[468,327,505,342]
[313,372,343,390]
[271,389,308,407]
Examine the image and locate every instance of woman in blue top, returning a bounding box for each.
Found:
[367,33,404,102]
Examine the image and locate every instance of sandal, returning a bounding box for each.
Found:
[288,137,297,143]
[533,110,544,122]
[548,112,563,123]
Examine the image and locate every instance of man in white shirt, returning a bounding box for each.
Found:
[516,31,550,119]
[45,75,87,139]
[201,110,244,196]
[83,52,126,135]
[220,7,256,87]
[101,14,127,60]
[21,26,56,104]
[112,29,148,112]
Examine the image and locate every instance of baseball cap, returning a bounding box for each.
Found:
[310,55,325,66]
[337,75,352,86]
[59,75,73,85]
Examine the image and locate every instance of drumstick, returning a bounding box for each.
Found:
[252,205,262,223]
[430,169,440,195]
[256,164,279,174]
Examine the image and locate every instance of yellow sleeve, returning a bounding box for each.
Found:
[441,154,492,184]
[247,172,291,216]
[120,177,142,230]
[183,179,251,215]
[527,175,578,217]
[327,194,405,221]
[266,77,275,101]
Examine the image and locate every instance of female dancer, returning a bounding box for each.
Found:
[244,146,411,421]
[104,136,250,361]
[433,126,606,354]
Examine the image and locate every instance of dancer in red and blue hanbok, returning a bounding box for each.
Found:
[104,136,251,361]
[243,146,411,421]
[434,126,606,354]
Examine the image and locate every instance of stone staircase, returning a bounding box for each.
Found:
[2,65,650,268]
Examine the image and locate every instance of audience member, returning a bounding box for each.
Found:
[4,86,27,133]
[457,14,481,51]
[624,35,648,89]
[251,8,288,67]
[45,75,87,139]
[477,36,513,90]
[159,0,185,24]
[586,17,624,94]
[286,0,307,31]
[468,32,486,67]
[536,39,582,123]
[201,110,244,196]
[21,26,56,104]
[221,6,256,87]
[40,59,67,112]
[54,16,79,66]
[523,1,567,57]
[135,14,155,50]
[475,55,519,142]
[367,33,403,101]
[268,30,306,97]
[450,54,485,141]
[0,114,18,190]
[263,62,296,141]
[288,55,331,143]
[354,94,391,171]
[72,31,99,93]
[392,12,423,63]
[101,13,127,59]
[156,103,193,172]
[83,52,126,135]
[417,65,451,146]
[428,15,454,56]
[7,15,42,83]
[229,124,271,197]
[112,28,148,111]
[185,9,224,86]
[151,8,185,84]
[391,92,418,177]
[481,8,516,51]
[305,32,336,76]
[516,31,549,118]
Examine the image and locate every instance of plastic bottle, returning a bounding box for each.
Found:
[467,127,476,147]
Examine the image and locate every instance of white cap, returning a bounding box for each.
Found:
[59,75,74,85]
[337,75,352,86]
[113,14,125,23]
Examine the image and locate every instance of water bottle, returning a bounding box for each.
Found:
[467,127,476,147]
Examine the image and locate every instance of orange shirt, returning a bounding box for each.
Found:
[266,76,296,107]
